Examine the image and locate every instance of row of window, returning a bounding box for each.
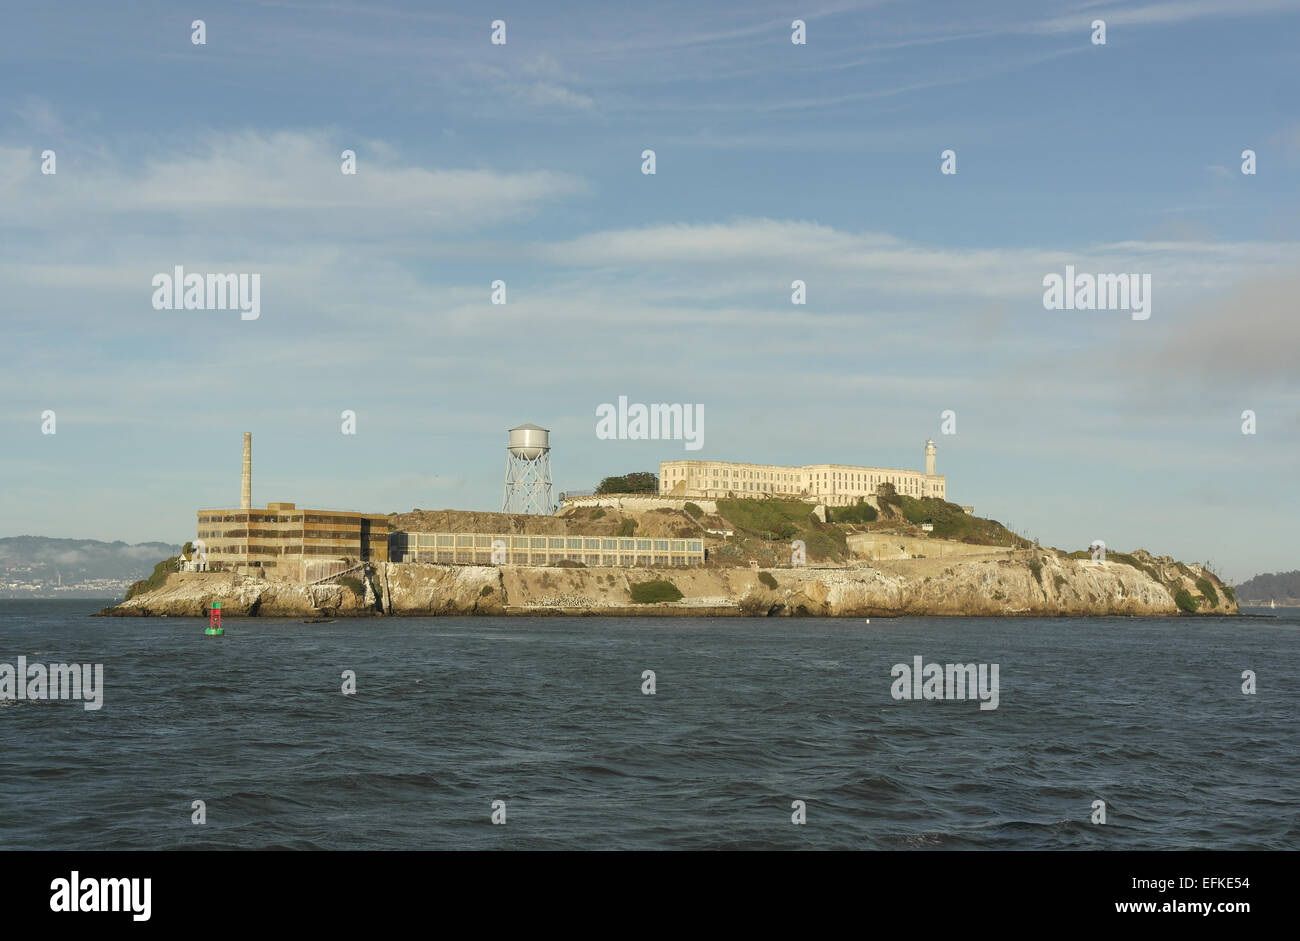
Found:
[197,513,370,526]
[397,550,701,567]
[209,545,382,557]
[390,534,703,552]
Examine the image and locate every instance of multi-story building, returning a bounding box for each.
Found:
[389,532,705,567]
[196,502,389,582]
[659,441,945,507]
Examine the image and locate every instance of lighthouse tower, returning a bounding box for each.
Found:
[925,439,937,477]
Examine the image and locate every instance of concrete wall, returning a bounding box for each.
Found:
[846,533,1004,561]
[561,494,718,514]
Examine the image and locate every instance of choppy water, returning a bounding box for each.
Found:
[1,599,1296,849]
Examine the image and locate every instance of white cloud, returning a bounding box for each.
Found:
[0,129,586,229]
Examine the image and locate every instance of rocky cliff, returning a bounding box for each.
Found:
[97,550,1237,619]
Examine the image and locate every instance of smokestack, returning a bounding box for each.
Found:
[241,433,252,509]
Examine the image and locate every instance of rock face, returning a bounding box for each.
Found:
[98,552,1237,618]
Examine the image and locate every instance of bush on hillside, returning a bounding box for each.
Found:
[617,519,637,537]
[630,579,683,603]
[683,502,703,519]
[876,482,902,507]
[1196,577,1219,607]
[830,499,878,524]
[125,556,181,600]
[1174,588,1198,613]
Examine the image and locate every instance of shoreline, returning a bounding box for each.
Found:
[94,553,1241,620]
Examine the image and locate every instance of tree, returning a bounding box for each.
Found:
[596,472,659,495]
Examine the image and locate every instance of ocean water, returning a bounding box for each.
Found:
[1,599,1296,850]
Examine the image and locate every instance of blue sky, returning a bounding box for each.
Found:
[1,0,1297,583]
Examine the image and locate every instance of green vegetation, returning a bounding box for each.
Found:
[714,498,846,563]
[589,508,606,520]
[1027,557,1043,586]
[1196,577,1219,607]
[876,482,902,507]
[630,579,683,603]
[757,571,778,590]
[616,518,637,537]
[1222,585,1235,602]
[829,499,878,524]
[596,472,658,495]
[480,585,495,597]
[124,555,181,600]
[683,502,703,519]
[339,576,366,598]
[1052,574,1068,592]
[555,559,587,568]
[717,499,814,534]
[1174,588,1198,613]
[897,496,1027,546]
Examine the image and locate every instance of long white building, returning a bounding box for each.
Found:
[660,441,945,506]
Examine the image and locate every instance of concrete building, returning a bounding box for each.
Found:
[196,433,388,581]
[197,503,389,581]
[390,532,704,567]
[659,440,946,507]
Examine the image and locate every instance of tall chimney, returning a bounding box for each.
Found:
[241,432,252,509]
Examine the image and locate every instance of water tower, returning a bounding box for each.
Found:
[502,423,553,514]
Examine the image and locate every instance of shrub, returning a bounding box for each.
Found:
[1027,557,1043,586]
[683,502,703,519]
[616,519,637,537]
[830,499,878,524]
[1195,577,1219,607]
[1052,574,1067,592]
[597,472,658,495]
[339,576,366,598]
[589,508,606,520]
[555,559,587,568]
[1222,585,1235,602]
[1174,588,1198,613]
[630,579,683,603]
[480,585,495,597]
[757,571,778,590]
[125,556,180,600]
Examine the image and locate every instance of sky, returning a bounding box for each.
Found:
[1,0,1297,584]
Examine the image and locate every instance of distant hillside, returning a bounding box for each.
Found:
[1234,570,1300,604]
[0,536,178,582]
